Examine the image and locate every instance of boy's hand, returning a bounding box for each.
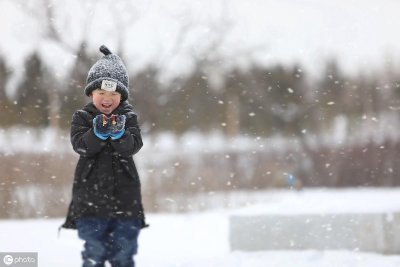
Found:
[93,114,111,140]
[109,114,126,140]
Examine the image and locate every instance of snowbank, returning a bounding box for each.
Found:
[232,188,400,215]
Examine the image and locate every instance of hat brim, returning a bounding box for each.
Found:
[84,77,129,102]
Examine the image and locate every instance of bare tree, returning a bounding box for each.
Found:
[16,0,97,130]
[107,0,141,55]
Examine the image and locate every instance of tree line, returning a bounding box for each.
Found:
[1,43,399,138]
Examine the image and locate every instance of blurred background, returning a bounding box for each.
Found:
[1,0,400,220]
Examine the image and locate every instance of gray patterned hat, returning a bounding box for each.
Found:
[84,45,129,101]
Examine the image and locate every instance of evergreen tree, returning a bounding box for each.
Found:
[315,60,347,128]
[257,64,308,136]
[169,66,222,134]
[130,67,163,134]
[15,52,49,127]
[0,56,16,127]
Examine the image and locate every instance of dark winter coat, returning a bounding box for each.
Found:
[61,101,147,229]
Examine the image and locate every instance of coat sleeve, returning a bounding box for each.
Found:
[70,111,106,157]
[110,112,143,158]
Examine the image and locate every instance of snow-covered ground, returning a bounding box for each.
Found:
[2,188,400,266]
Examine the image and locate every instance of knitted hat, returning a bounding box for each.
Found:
[84,45,129,101]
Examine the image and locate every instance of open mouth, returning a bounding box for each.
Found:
[101,103,112,109]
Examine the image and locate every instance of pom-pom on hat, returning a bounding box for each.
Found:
[84,45,129,101]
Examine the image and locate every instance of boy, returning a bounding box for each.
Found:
[61,45,147,267]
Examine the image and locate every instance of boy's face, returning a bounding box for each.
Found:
[91,89,121,114]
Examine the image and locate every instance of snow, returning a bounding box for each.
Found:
[0,127,71,154]
[1,111,399,155]
[2,188,400,266]
[232,188,400,216]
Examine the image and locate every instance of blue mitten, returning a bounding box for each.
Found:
[93,114,111,140]
[109,114,126,140]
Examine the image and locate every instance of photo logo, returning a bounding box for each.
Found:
[0,253,37,267]
[3,255,13,265]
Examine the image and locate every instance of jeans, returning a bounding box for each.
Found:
[76,217,141,267]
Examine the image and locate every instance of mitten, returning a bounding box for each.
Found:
[109,114,126,140]
[93,114,111,140]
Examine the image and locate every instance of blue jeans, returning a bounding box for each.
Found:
[76,218,141,267]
